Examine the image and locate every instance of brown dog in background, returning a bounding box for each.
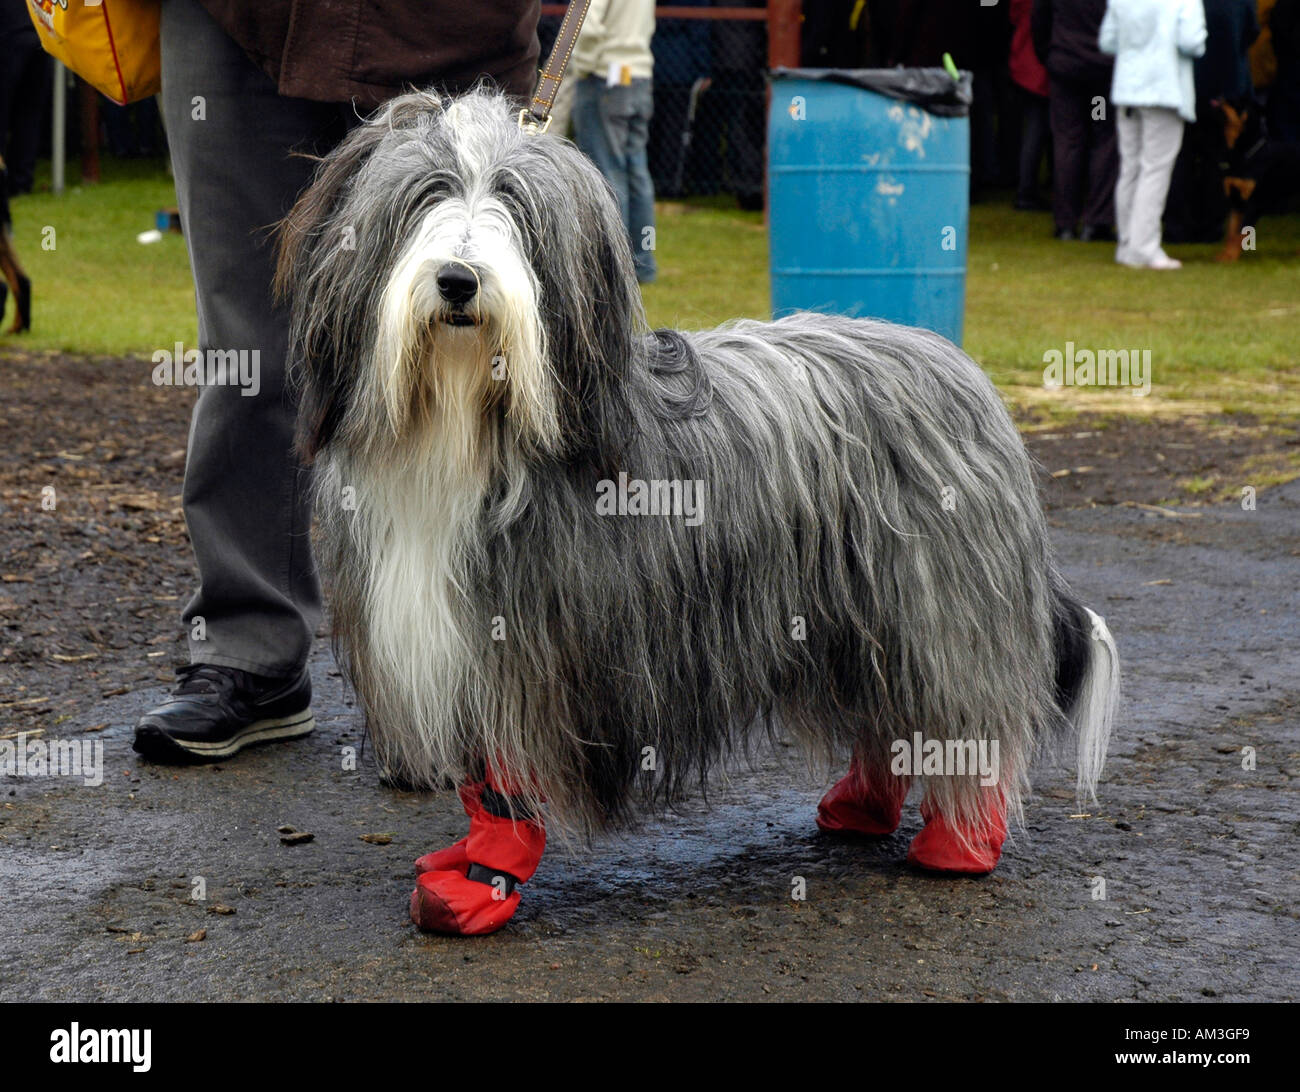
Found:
[0,155,32,333]
[1214,98,1300,262]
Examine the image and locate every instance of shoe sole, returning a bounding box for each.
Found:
[133,710,315,763]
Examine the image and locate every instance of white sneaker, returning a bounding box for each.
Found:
[1146,254,1182,270]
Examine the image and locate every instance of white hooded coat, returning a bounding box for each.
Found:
[1099,0,1208,122]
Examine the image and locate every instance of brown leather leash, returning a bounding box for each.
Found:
[519,0,594,134]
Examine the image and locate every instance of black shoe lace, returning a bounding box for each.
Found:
[173,664,249,697]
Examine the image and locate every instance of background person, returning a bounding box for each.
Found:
[0,0,53,195]
[572,0,658,283]
[132,0,539,763]
[1100,0,1208,269]
[1270,0,1300,139]
[1033,0,1120,241]
[1010,0,1052,210]
[1166,0,1259,243]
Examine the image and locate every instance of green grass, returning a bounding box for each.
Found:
[965,201,1300,420]
[6,158,1299,418]
[646,195,1300,420]
[6,157,196,357]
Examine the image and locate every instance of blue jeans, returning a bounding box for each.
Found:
[573,75,657,283]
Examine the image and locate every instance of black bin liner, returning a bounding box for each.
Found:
[770,67,973,118]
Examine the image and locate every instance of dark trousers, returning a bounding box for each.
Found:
[0,32,53,193]
[971,65,1016,191]
[1015,84,1049,205]
[1269,72,1300,144]
[103,96,162,157]
[161,0,353,676]
[1165,106,1227,243]
[1048,75,1118,231]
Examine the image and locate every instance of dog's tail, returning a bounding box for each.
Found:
[1051,582,1120,805]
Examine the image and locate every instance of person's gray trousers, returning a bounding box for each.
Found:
[160,0,351,677]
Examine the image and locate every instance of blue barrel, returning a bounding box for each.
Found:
[769,69,971,344]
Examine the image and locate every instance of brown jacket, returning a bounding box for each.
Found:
[198,0,541,108]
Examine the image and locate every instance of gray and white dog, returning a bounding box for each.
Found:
[277,88,1118,933]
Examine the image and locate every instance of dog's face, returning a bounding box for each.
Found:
[277,89,643,467]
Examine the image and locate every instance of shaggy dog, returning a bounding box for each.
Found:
[276,88,1119,935]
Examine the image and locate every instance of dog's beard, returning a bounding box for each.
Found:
[367,198,560,469]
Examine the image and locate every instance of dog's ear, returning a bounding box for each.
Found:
[274,119,389,303]
[275,119,394,462]
[504,140,643,460]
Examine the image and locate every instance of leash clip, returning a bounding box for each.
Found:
[518,109,552,135]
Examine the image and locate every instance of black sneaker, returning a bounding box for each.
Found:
[133,664,314,763]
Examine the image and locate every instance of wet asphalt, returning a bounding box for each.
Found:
[2,481,1296,1002]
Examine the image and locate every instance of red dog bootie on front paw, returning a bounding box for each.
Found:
[410,774,546,936]
[816,758,909,836]
[411,868,524,936]
[414,837,469,878]
[906,795,1007,875]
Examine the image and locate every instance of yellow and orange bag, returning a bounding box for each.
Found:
[26,0,160,106]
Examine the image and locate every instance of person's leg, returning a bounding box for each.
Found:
[102,100,135,158]
[1127,108,1184,264]
[1267,72,1300,143]
[1190,115,1227,241]
[969,66,1000,194]
[1,37,50,194]
[1048,77,1085,234]
[160,0,343,677]
[624,78,656,283]
[1113,106,1143,262]
[573,75,629,226]
[1015,87,1049,207]
[6,41,51,193]
[576,77,649,273]
[1162,118,1197,242]
[0,50,19,187]
[1083,85,1119,231]
[134,95,162,158]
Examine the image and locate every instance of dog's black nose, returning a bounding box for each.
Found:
[436,264,479,307]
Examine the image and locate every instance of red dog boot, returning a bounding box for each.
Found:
[410,773,545,936]
[413,781,486,877]
[816,757,909,836]
[907,793,1007,875]
[413,838,469,878]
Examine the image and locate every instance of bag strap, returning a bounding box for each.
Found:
[519,0,594,133]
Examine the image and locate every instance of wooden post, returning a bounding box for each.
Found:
[764,1,801,216]
[767,0,801,69]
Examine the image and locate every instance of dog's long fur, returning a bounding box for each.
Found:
[277,88,1118,844]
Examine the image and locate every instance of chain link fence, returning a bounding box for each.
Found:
[540,5,770,208]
